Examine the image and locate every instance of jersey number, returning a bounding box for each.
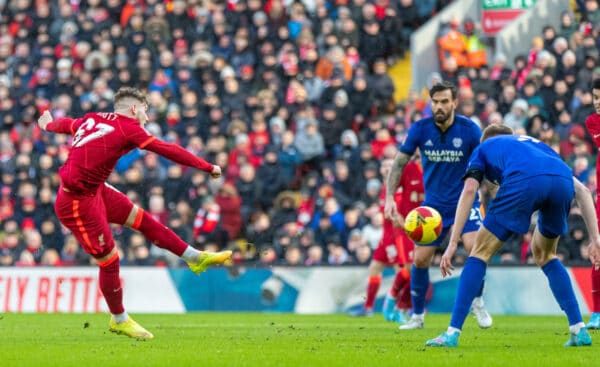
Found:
[72,118,115,148]
[517,135,540,143]
[470,208,482,221]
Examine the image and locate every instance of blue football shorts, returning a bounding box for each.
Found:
[483,175,574,241]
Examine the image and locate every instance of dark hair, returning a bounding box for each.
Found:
[481,124,514,142]
[593,78,600,90]
[429,81,457,100]
[114,87,147,105]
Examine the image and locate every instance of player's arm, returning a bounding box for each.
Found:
[37,110,79,135]
[449,176,480,244]
[573,177,600,267]
[384,151,410,221]
[143,138,221,178]
[585,114,600,148]
[440,170,482,277]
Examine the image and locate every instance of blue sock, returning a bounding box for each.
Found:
[450,257,487,329]
[476,278,485,298]
[541,258,582,326]
[411,265,429,314]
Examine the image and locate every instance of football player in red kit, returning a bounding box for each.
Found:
[38,87,232,339]
[350,154,424,320]
[584,78,600,329]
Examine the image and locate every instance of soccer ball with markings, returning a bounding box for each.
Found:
[404,206,443,245]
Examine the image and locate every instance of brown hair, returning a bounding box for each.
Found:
[481,124,514,142]
[114,87,147,107]
[429,81,457,100]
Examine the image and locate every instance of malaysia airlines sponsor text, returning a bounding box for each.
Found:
[423,149,465,162]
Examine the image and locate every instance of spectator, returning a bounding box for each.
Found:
[256,146,285,210]
[361,212,384,249]
[318,105,345,153]
[246,212,275,254]
[235,163,262,224]
[463,18,488,69]
[214,183,242,241]
[438,18,468,72]
[277,130,302,188]
[369,59,395,114]
[327,239,352,265]
[354,243,373,265]
[305,244,325,266]
[282,246,304,266]
[193,196,221,244]
[60,235,88,266]
[295,118,325,169]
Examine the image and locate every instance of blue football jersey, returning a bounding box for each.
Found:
[467,135,572,185]
[400,114,482,212]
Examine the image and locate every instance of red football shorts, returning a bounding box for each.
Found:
[372,220,414,266]
[54,183,134,258]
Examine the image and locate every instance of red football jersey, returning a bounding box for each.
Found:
[47,112,214,195]
[585,113,600,222]
[379,159,424,217]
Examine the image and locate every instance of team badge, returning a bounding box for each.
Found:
[452,138,462,148]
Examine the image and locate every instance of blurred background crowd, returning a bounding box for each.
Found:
[0,0,598,268]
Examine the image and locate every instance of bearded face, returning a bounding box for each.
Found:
[431,89,456,126]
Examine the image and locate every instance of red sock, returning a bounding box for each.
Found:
[99,259,124,314]
[135,210,188,257]
[390,270,408,299]
[365,275,381,310]
[397,281,412,310]
[592,267,600,312]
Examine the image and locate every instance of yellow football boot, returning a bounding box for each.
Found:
[187,250,233,275]
[109,317,154,340]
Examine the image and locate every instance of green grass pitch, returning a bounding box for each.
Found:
[0,313,597,367]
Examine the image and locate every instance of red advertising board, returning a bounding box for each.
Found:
[482,9,525,35]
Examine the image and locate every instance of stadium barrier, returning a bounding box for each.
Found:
[0,266,592,315]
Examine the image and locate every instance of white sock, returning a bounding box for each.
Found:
[569,322,585,334]
[113,312,128,323]
[181,246,200,262]
[447,326,461,335]
[412,313,424,320]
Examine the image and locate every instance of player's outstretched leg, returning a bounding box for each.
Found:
[109,316,154,340]
[132,208,232,274]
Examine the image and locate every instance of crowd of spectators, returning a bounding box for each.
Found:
[0,0,597,269]
[0,0,451,267]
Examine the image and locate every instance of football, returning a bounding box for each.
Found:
[404,206,443,245]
